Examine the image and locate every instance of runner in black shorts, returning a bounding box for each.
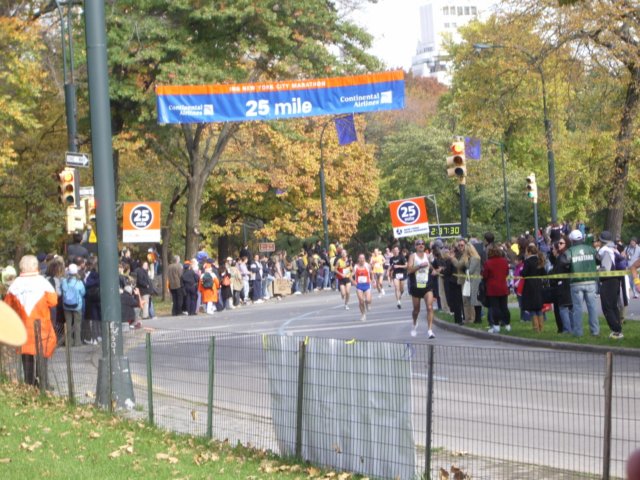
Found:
[335,249,353,310]
[407,239,438,338]
[388,245,407,309]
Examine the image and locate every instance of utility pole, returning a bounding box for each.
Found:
[84,0,134,409]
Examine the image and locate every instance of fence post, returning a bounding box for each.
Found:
[34,320,46,396]
[146,332,154,426]
[64,323,75,405]
[424,345,435,480]
[295,339,307,460]
[206,336,216,439]
[602,351,613,480]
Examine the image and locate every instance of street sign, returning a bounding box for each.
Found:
[429,223,462,238]
[122,202,161,243]
[259,242,276,253]
[388,196,429,239]
[65,151,91,168]
[79,186,95,197]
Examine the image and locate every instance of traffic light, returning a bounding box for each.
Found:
[446,139,466,181]
[85,196,96,222]
[57,168,77,206]
[526,173,538,203]
[66,203,86,234]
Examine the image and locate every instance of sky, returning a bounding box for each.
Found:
[349,0,425,70]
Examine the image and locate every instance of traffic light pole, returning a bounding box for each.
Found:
[533,201,539,241]
[459,182,468,238]
[84,0,134,409]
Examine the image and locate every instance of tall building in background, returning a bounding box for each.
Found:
[411,1,495,85]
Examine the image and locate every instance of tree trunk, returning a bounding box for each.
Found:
[161,185,188,300]
[185,175,205,260]
[182,123,238,260]
[606,67,640,238]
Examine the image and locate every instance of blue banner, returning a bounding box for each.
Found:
[156,71,405,124]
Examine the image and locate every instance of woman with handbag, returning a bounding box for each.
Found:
[461,242,482,324]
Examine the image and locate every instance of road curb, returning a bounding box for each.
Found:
[434,316,640,358]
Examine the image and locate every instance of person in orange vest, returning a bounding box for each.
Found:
[198,264,220,315]
[4,255,58,387]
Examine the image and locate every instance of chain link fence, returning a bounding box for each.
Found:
[1,324,638,479]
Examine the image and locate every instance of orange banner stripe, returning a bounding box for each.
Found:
[156,70,404,96]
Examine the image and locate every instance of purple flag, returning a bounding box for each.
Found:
[465,137,481,160]
[335,114,357,145]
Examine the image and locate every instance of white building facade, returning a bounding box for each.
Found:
[411,1,495,84]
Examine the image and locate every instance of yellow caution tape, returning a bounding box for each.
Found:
[304,336,309,345]
[345,339,356,345]
[455,270,629,280]
[262,334,267,349]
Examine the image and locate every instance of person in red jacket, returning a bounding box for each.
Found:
[482,244,511,333]
[4,255,58,387]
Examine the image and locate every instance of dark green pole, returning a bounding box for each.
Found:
[206,336,216,439]
[319,124,330,253]
[459,182,468,238]
[84,0,134,409]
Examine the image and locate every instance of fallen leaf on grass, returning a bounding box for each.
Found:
[85,391,95,399]
[0,458,11,464]
[88,431,101,439]
[109,450,122,459]
[20,441,42,452]
[156,452,179,464]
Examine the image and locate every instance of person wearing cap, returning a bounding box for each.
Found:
[4,255,59,387]
[166,255,184,316]
[565,229,600,336]
[61,263,86,346]
[597,231,624,339]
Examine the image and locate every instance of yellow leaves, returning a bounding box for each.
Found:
[156,452,179,464]
[0,458,11,464]
[19,438,42,452]
[193,451,219,465]
[88,431,101,439]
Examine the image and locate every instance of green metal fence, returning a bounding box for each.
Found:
[1,325,639,479]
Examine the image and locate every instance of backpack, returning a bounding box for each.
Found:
[202,272,214,289]
[62,278,81,310]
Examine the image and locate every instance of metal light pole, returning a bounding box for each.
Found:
[319,122,330,253]
[488,140,511,240]
[473,43,558,224]
[84,0,134,409]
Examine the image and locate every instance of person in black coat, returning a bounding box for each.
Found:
[181,262,199,315]
[521,243,547,333]
[549,238,573,334]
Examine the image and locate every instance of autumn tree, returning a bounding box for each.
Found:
[103,0,381,259]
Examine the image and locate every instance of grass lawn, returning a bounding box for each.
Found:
[0,383,362,480]
[437,303,640,348]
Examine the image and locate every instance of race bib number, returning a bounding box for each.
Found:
[416,269,429,288]
[342,268,351,277]
[357,275,368,284]
[395,273,404,279]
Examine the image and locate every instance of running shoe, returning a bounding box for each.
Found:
[360,314,366,322]
[345,305,350,310]
[397,301,401,309]
[428,329,435,339]
[504,325,511,332]
[609,332,624,339]
[410,327,417,337]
